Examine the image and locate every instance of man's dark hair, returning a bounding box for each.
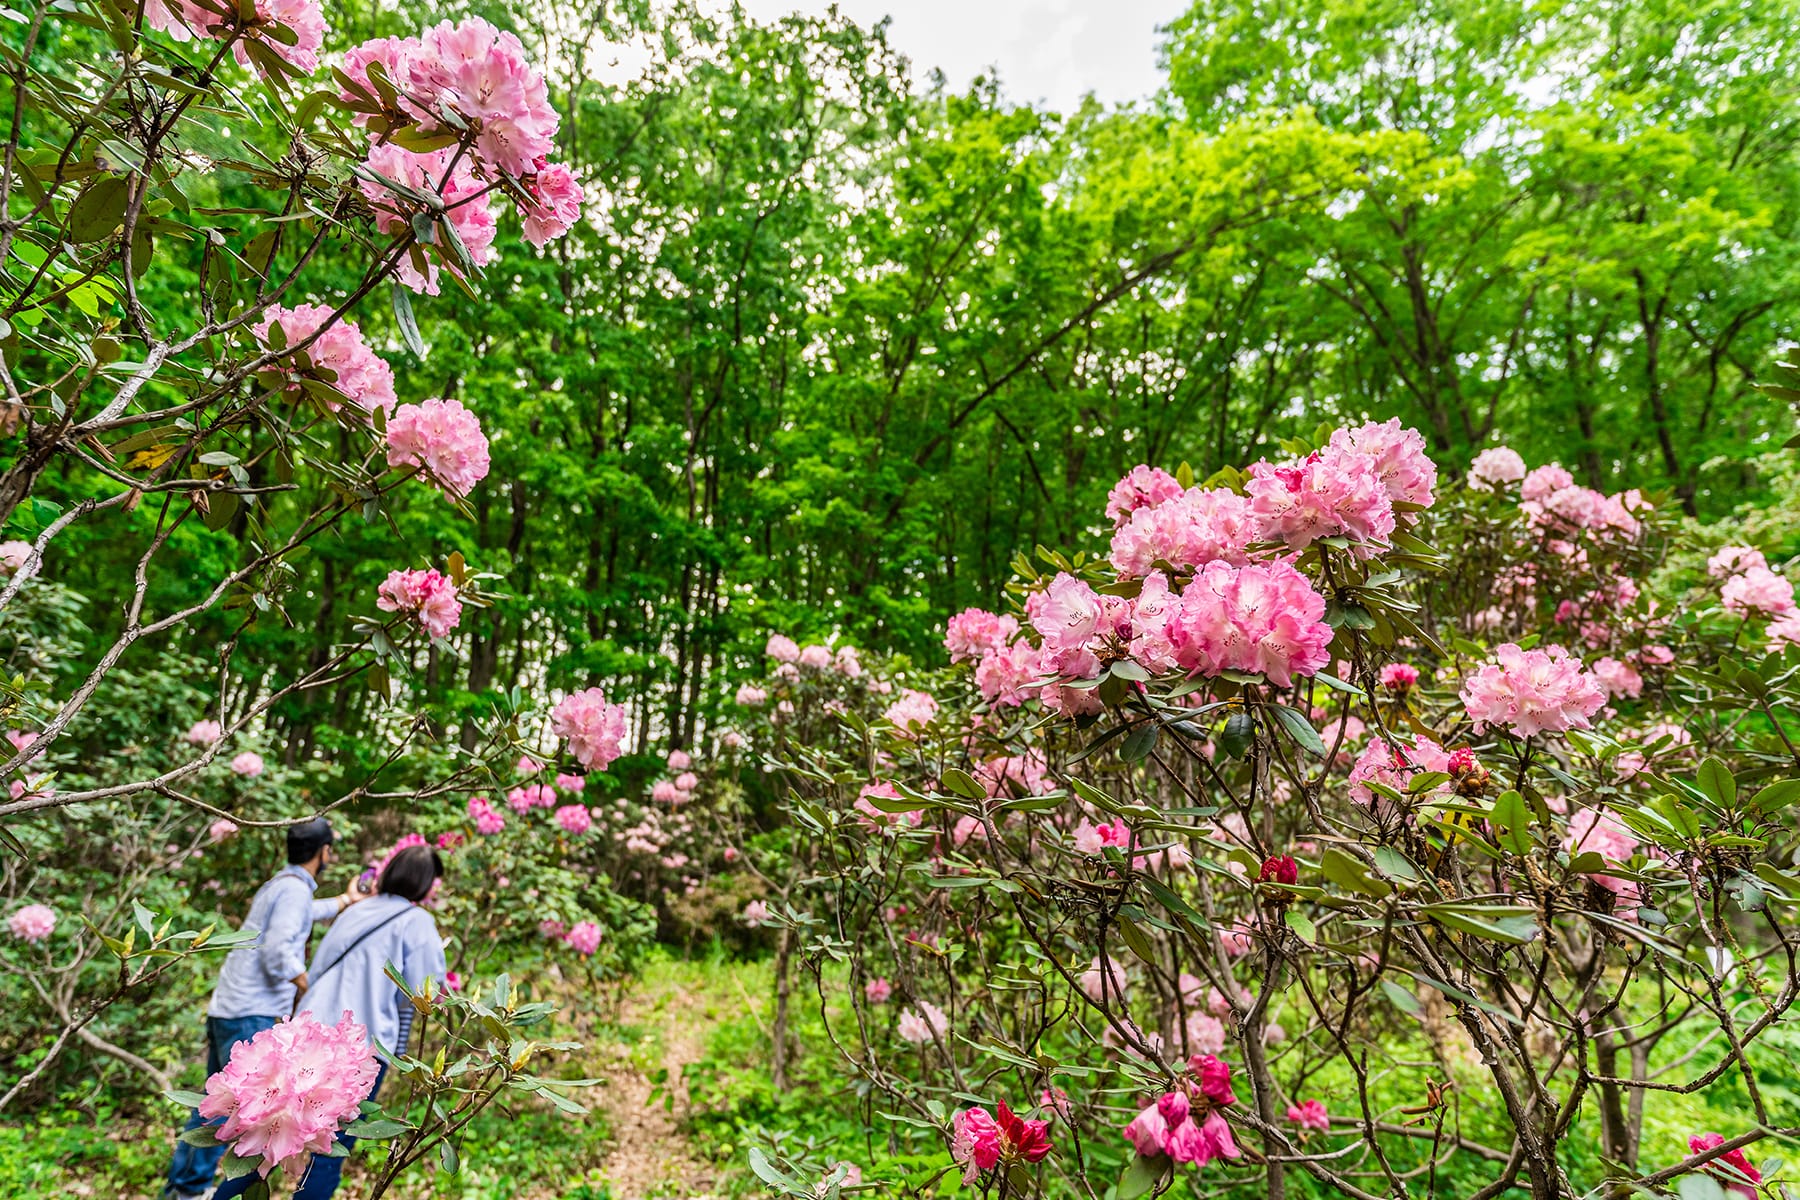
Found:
[378,845,444,902]
[286,818,335,865]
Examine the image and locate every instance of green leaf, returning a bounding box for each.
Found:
[69,177,129,243]
[1696,757,1737,809]
[1380,978,1423,1017]
[1117,1154,1168,1200]
[1750,779,1800,816]
[1269,704,1326,757]
[1218,711,1254,759]
[343,1116,412,1139]
[1490,789,1532,855]
[1284,910,1316,944]
[392,282,427,359]
[1322,848,1391,897]
[939,768,984,800]
[1119,722,1159,763]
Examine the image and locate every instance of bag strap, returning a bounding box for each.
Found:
[305,905,418,993]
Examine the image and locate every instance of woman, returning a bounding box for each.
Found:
[214,844,447,1200]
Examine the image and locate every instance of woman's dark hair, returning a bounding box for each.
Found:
[378,845,443,902]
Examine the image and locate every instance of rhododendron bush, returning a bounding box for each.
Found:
[744,422,1800,1200]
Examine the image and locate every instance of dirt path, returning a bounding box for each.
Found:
[589,973,721,1200]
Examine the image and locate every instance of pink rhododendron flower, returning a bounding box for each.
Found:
[945,608,1021,663]
[255,304,397,415]
[555,804,592,834]
[209,819,240,844]
[1166,559,1334,687]
[468,796,505,835]
[185,720,222,746]
[385,397,491,499]
[1520,463,1574,503]
[1769,612,1800,651]
[1184,1012,1226,1055]
[1379,662,1419,691]
[1109,487,1257,577]
[358,143,498,295]
[230,752,265,778]
[1246,441,1395,553]
[666,749,692,771]
[765,635,801,662]
[854,781,923,830]
[742,900,771,926]
[520,163,584,247]
[376,568,462,638]
[1287,1100,1330,1131]
[197,1012,379,1179]
[1329,418,1437,509]
[650,780,683,804]
[1468,447,1526,489]
[8,903,55,942]
[1461,643,1606,737]
[798,644,834,669]
[864,977,892,1004]
[975,639,1041,708]
[883,689,939,734]
[146,0,326,74]
[1708,546,1768,579]
[563,921,602,955]
[897,1000,947,1044]
[1688,1133,1762,1199]
[551,688,628,771]
[1105,465,1187,527]
[950,1103,1051,1181]
[736,684,767,706]
[1028,573,1106,675]
[444,971,463,992]
[674,771,698,791]
[1722,566,1796,617]
[1591,656,1643,700]
[412,19,560,177]
[555,772,585,793]
[1072,818,1131,855]
[1079,956,1127,1002]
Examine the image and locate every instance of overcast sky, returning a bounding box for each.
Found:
[732,0,1189,112]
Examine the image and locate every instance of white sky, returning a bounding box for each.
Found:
[733,0,1189,112]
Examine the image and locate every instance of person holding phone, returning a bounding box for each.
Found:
[163,817,367,1200]
[212,844,448,1200]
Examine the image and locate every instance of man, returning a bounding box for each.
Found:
[163,817,367,1200]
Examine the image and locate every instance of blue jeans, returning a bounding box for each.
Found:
[211,1064,386,1200]
[165,1014,279,1197]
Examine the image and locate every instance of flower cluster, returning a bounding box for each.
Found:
[338,19,585,291]
[197,1012,380,1178]
[1460,644,1606,738]
[145,0,326,75]
[376,567,462,638]
[550,688,628,772]
[1123,1055,1240,1167]
[950,1102,1053,1183]
[1518,463,1647,540]
[385,398,491,500]
[467,794,506,835]
[564,920,602,955]
[255,304,396,414]
[8,903,55,942]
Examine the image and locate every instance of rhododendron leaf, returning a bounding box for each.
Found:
[1284,910,1316,944]
[1117,1153,1169,1200]
[1750,780,1800,815]
[1380,978,1423,1018]
[1120,723,1159,763]
[940,768,984,800]
[344,1115,411,1138]
[391,283,427,359]
[1696,758,1737,808]
[218,1150,260,1181]
[1490,790,1533,855]
[1142,876,1204,924]
[1269,704,1325,757]
[1218,712,1255,759]
[1313,671,1367,696]
[1420,903,1537,944]
[1372,847,1422,883]
[1322,848,1391,897]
